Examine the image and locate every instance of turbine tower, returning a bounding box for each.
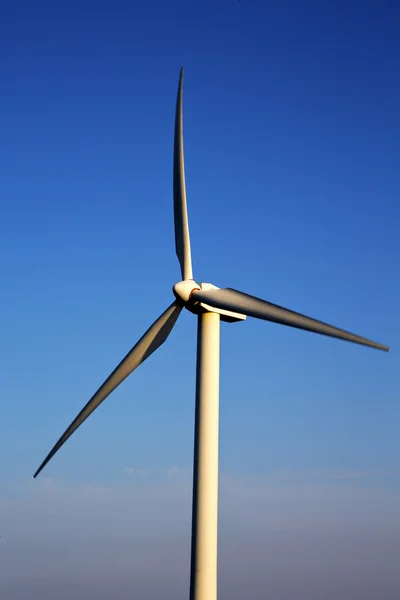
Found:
[34,68,389,600]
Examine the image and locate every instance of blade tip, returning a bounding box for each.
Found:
[33,462,45,479]
[376,344,390,352]
[374,341,390,352]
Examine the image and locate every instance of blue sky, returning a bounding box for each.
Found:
[1,0,399,597]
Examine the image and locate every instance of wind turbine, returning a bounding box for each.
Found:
[34,67,390,600]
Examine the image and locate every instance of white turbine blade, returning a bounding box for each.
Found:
[173,67,193,281]
[191,288,390,352]
[33,301,183,478]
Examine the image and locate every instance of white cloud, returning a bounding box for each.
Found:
[124,466,150,475]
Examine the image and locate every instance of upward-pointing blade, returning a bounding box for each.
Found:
[33,301,183,479]
[173,67,193,281]
[191,287,389,352]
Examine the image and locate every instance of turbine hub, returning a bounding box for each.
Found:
[173,280,200,304]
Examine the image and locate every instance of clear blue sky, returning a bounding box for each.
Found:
[1,1,399,598]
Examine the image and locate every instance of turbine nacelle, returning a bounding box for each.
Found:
[173,279,200,303]
[173,280,247,323]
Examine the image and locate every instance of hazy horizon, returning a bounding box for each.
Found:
[2,470,400,598]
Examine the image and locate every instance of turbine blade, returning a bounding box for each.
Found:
[173,67,193,281]
[33,301,182,478]
[191,288,389,352]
